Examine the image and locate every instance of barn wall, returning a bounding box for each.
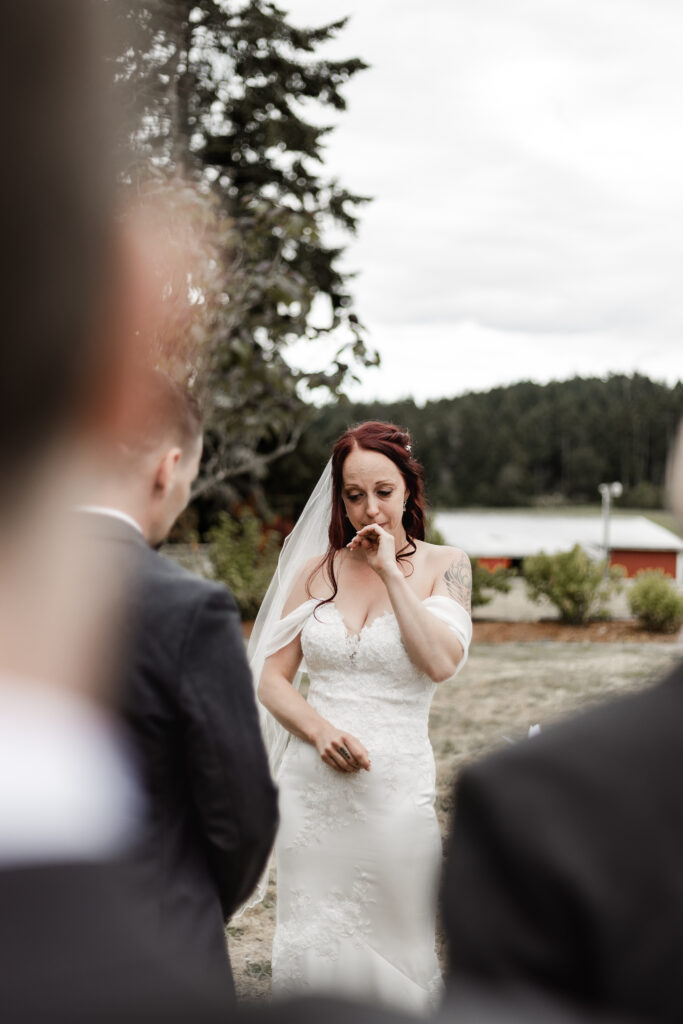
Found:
[610,549,678,578]
[477,557,513,571]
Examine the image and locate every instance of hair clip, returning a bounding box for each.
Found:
[405,444,412,452]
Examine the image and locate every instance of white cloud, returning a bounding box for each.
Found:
[283,0,683,400]
[289,322,680,407]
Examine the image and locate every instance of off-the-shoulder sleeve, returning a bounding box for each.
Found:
[422,595,472,678]
[264,598,317,659]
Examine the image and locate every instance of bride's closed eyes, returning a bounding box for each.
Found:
[346,489,394,502]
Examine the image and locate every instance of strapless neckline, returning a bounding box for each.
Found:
[329,602,396,642]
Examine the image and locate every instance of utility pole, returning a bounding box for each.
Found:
[598,481,623,573]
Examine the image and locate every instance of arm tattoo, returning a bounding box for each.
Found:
[444,551,472,613]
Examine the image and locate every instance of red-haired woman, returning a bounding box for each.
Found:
[250,422,472,1013]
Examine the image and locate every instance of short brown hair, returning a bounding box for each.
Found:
[121,370,204,457]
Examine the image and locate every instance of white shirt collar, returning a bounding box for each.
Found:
[0,680,142,867]
[78,506,145,537]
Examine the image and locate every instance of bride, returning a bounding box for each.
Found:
[249,421,472,1013]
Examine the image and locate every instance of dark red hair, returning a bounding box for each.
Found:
[308,421,427,605]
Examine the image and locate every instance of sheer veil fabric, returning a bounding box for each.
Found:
[236,460,333,914]
[247,459,332,770]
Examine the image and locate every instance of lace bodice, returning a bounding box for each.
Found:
[301,602,436,754]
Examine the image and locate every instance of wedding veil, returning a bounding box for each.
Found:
[235,459,332,914]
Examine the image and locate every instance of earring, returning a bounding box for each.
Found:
[403,499,408,511]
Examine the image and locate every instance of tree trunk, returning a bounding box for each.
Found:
[156,0,195,171]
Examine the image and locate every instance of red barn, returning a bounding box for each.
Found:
[433,511,683,581]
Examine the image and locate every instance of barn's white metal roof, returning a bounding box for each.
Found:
[432,511,683,559]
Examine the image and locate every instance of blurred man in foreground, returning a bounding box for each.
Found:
[442,425,683,1021]
[82,370,278,998]
[0,2,236,1020]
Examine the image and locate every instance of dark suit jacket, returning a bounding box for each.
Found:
[442,658,683,1023]
[0,860,233,1023]
[83,513,278,990]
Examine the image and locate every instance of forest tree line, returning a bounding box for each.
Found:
[258,374,683,521]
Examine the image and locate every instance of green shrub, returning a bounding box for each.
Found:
[208,508,280,620]
[622,481,663,509]
[523,544,624,625]
[628,569,683,633]
[472,559,515,608]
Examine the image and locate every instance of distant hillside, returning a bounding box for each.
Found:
[264,374,683,516]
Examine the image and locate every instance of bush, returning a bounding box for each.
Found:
[208,508,280,620]
[523,545,624,625]
[472,560,515,608]
[622,481,663,509]
[628,570,683,633]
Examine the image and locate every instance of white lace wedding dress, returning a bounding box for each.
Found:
[268,596,471,1014]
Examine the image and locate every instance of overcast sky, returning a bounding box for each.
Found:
[282,0,683,404]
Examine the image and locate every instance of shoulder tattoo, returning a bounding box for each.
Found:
[444,551,472,612]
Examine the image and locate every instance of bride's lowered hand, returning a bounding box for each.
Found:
[313,721,371,774]
[347,524,399,578]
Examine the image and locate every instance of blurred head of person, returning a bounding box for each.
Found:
[97,371,204,548]
[0,1,204,693]
[0,1,122,692]
[2,0,125,513]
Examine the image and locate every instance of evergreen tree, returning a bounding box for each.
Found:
[112,1,375,501]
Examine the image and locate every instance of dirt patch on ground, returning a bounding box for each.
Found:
[474,619,681,643]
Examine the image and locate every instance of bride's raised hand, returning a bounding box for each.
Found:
[313,723,371,774]
[347,524,397,577]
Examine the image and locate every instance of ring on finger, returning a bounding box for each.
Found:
[339,746,351,762]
